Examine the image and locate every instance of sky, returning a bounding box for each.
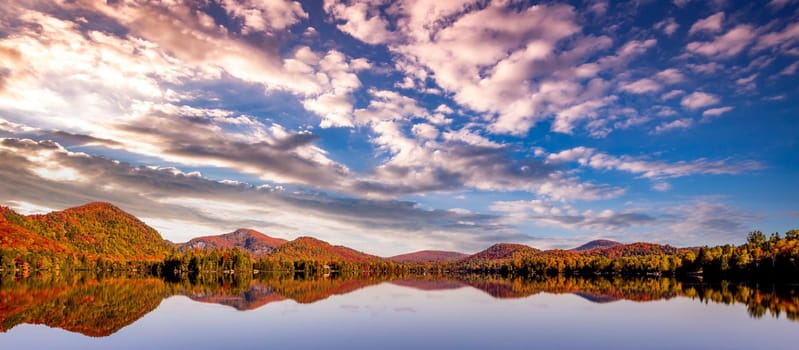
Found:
[0,0,797,255]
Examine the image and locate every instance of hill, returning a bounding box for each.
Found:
[268,236,380,263]
[571,239,622,252]
[177,228,287,257]
[0,202,174,265]
[583,242,679,259]
[387,250,468,263]
[462,243,540,263]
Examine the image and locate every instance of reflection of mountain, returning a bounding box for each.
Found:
[0,276,169,337]
[2,274,797,337]
[267,276,380,303]
[389,279,466,291]
[185,283,286,311]
[573,292,619,303]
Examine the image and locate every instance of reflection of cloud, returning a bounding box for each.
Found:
[393,307,416,313]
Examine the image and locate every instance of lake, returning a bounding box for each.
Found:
[1,273,797,349]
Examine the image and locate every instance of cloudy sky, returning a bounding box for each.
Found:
[0,0,797,255]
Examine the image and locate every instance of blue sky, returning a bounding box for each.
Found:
[0,0,797,255]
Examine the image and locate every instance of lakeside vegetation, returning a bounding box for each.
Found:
[1,202,798,282]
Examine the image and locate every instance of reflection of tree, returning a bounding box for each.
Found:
[0,273,169,337]
[2,273,798,337]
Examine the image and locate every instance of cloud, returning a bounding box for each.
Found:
[545,146,763,180]
[219,0,308,34]
[490,199,656,231]
[324,0,395,45]
[701,106,734,119]
[767,0,794,10]
[687,25,756,58]
[753,22,799,52]
[0,137,519,255]
[655,69,685,84]
[655,17,680,36]
[688,12,724,35]
[653,119,694,134]
[620,78,662,94]
[681,92,720,109]
[780,61,799,75]
[327,1,654,138]
[652,182,672,192]
[661,89,685,100]
[662,199,757,245]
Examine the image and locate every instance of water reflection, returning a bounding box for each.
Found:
[1,272,797,337]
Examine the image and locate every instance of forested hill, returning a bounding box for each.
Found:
[177,228,287,257]
[571,239,621,251]
[2,202,799,280]
[0,202,174,266]
[267,236,380,263]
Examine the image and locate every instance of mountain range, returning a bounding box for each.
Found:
[0,202,679,265]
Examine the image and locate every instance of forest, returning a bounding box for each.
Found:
[3,229,799,282]
[2,203,798,281]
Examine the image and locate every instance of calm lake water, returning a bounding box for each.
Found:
[1,273,797,349]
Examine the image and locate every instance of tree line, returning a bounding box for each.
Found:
[3,229,798,281]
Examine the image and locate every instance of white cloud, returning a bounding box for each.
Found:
[490,199,655,231]
[780,61,799,75]
[735,73,758,85]
[654,119,693,134]
[552,96,617,134]
[323,0,395,45]
[681,92,720,110]
[546,146,762,179]
[701,106,733,120]
[688,12,724,35]
[411,123,440,140]
[620,78,662,94]
[655,17,680,36]
[220,0,308,34]
[655,69,685,84]
[652,182,671,192]
[661,89,685,100]
[753,22,799,52]
[687,25,756,58]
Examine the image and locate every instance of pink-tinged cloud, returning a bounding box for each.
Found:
[687,25,756,58]
[681,92,720,110]
[688,12,724,35]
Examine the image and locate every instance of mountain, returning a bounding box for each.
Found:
[387,250,468,263]
[1,202,173,262]
[185,283,286,311]
[177,228,287,257]
[583,242,679,258]
[268,236,380,263]
[462,243,540,263]
[571,239,622,252]
[1,207,71,255]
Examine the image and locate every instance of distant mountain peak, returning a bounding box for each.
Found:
[270,236,379,263]
[464,243,540,262]
[177,228,287,257]
[572,239,622,252]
